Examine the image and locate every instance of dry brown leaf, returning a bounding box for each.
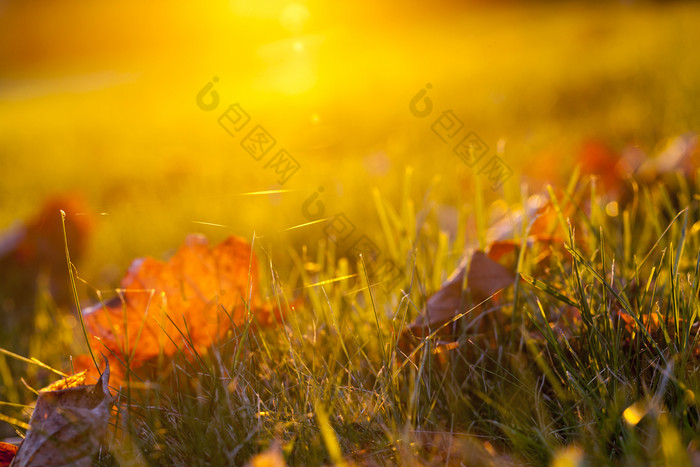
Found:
[11,364,114,467]
[0,442,18,467]
[412,258,467,329]
[75,234,273,382]
[400,258,467,363]
[0,193,93,351]
[468,251,515,305]
[487,240,518,263]
[528,199,570,244]
[409,250,514,332]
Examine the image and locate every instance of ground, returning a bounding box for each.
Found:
[1,1,700,465]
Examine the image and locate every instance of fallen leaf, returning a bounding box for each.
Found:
[11,364,114,467]
[76,234,272,382]
[0,193,93,348]
[487,240,518,263]
[578,140,626,196]
[0,442,18,467]
[411,257,467,329]
[409,250,514,331]
[468,251,515,305]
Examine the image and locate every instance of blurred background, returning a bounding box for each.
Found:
[1,0,699,295]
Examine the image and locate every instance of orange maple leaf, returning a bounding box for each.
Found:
[75,234,273,383]
[0,442,18,467]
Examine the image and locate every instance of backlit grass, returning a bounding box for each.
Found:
[2,2,700,465]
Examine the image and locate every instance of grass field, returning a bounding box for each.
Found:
[2,1,700,465]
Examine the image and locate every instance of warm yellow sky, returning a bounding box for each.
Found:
[1,0,699,281]
[1,1,699,230]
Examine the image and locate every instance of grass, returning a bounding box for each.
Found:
[2,2,700,465]
[5,166,700,465]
